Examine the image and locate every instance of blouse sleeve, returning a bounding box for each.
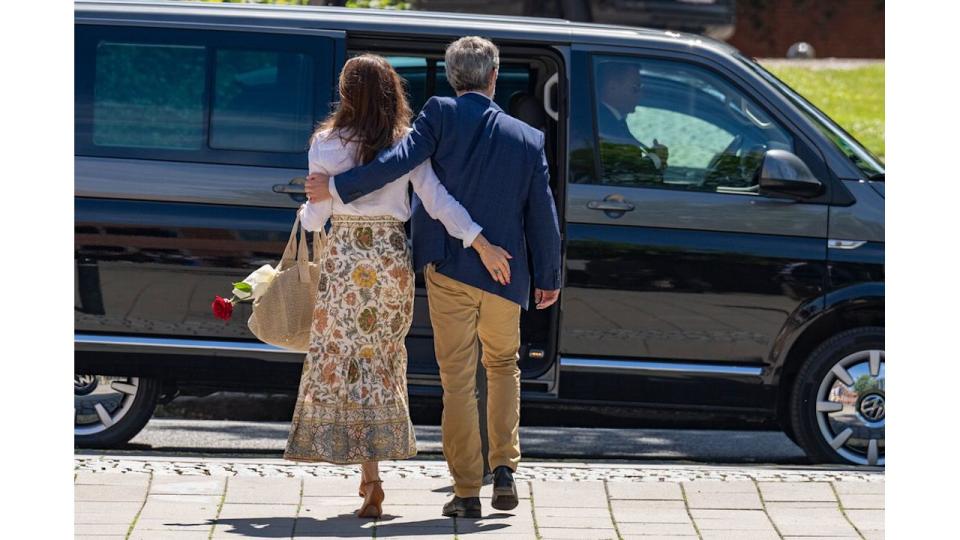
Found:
[408,159,482,248]
[298,133,344,232]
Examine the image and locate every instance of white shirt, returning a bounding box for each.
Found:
[299,129,482,248]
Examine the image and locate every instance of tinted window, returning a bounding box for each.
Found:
[380,55,532,113]
[211,49,315,153]
[76,26,334,167]
[591,56,794,194]
[93,41,205,150]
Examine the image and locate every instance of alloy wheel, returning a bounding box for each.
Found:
[74,375,141,436]
[814,350,885,465]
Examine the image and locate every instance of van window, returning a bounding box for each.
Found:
[379,55,532,113]
[211,49,315,153]
[76,26,335,168]
[93,41,206,150]
[590,55,794,193]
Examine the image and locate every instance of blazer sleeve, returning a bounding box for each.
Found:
[524,133,563,290]
[331,97,444,204]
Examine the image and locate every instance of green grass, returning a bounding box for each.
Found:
[764,63,885,159]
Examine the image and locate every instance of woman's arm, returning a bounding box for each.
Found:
[409,160,512,285]
[299,133,344,232]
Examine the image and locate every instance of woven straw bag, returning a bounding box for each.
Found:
[247,215,326,352]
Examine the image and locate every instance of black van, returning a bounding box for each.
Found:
[74,0,885,466]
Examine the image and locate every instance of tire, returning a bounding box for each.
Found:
[74,375,161,448]
[788,327,885,466]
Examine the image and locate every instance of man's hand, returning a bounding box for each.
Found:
[651,138,669,170]
[534,288,559,310]
[305,173,331,202]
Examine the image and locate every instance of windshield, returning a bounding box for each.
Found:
[736,53,885,180]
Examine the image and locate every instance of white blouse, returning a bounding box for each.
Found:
[298,129,482,248]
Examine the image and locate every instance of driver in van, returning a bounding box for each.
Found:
[596,60,669,175]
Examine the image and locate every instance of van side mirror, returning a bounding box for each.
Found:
[756,149,823,199]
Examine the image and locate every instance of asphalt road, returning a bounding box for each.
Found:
[102,418,810,465]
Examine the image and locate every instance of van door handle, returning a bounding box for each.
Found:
[273,182,306,195]
[587,200,635,212]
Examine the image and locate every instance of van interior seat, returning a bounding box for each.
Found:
[508,91,547,133]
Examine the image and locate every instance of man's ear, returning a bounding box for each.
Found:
[488,68,499,90]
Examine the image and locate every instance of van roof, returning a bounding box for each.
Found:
[75,0,740,57]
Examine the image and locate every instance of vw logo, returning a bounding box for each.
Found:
[858,393,885,421]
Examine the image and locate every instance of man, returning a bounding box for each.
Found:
[306,37,561,518]
[595,60,669,175]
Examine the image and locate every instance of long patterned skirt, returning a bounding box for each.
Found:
[284,215,417,464]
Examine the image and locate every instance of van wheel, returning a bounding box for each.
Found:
[789,327,884,466]
[74,375,160,448]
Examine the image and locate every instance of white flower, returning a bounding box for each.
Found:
[232,264,277,301]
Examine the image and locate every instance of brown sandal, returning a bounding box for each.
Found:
[356,480,384,518]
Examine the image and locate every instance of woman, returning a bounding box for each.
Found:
[282,54,511,518]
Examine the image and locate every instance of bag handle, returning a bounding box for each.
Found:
[281,214,329,284]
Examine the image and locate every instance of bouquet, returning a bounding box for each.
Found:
[211,264,278,321]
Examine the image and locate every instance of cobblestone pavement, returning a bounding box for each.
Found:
[76,455,883,539]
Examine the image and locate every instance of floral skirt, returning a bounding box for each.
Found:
[284,215,417,464]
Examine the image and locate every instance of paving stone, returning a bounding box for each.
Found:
[836,493,885,509]
[607,481,683,500]
[765,501,837,509]
[684,480,758,493]
[699,530,782,540]
[465,499,536,533]
[685,491,763,510]
[833,481,884,495]
[75,484,148,502]
[535,514,613,529]
[216,503,298,520]
[131,517,213,532]
[690,509,778,531]
[538,526,618,539]
[301,495,363,507]
[862,530,885,540]
[73,522,131,536]
[846,508,884,531]
[138,499,220,521]
[532,480,608,508]
[75,471,150,487]
[618,521,698,535]
[758,481,836,502]
[621,536,697,540]
[74,501,143,524]
[129,531,212,540]
[366,503,455,537]
[611,499,691,523]
[783,537,859,540]
[302,477,361,497]
[150,476,225,496]
[765,503,859,537]
[143,493,221,505]
[293,506,376,537]
[535,506,611,518]
[224,476,300,504]
[74,536,126,539]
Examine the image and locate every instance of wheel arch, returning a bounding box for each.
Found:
[773,284,884,426]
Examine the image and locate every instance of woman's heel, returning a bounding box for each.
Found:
[356,480,384,518]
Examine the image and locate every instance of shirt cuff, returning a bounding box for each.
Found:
[328,176,343,204]
[461,224,483,249]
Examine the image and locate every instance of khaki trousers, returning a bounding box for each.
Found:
[424,264,521,498]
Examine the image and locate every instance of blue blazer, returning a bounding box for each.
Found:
[332,92,562,309]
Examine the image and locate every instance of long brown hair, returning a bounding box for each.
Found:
[313,54,412,165]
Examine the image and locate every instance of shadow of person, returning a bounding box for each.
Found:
[190,513,509,537]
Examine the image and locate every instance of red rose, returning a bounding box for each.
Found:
[212,295,234,321]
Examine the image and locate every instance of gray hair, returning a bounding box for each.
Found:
[444,36,500,92]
